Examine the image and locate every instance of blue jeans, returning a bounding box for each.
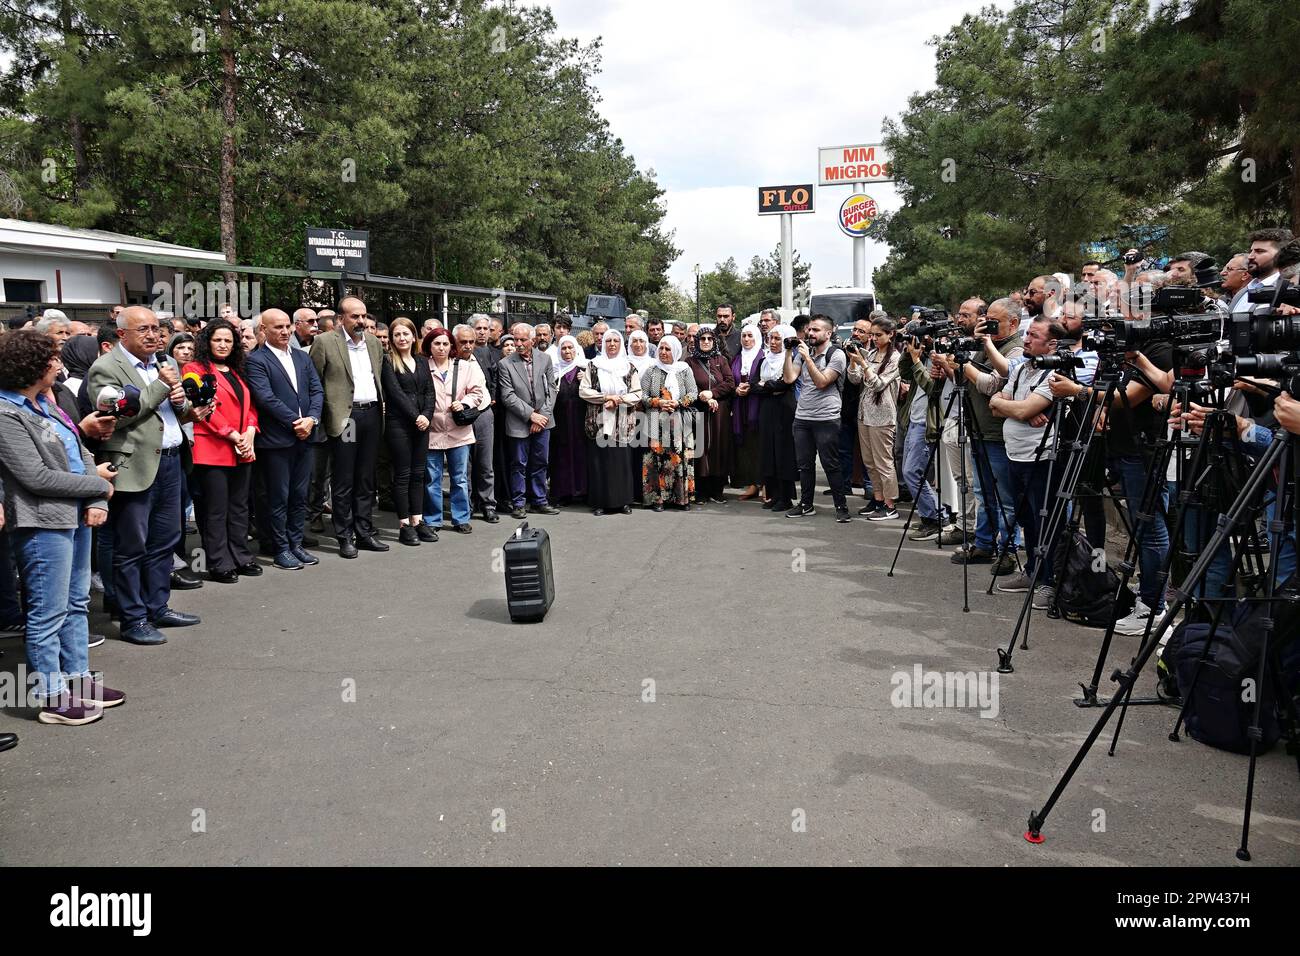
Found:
[425,445,472,528]
[12,524,91,702]
[1110,455,1170,611]
[900,420,941,521]
[1008,458,1055,581]
[508,431,551,508]
[1174,488,1233,601]
[971,439,1018,553]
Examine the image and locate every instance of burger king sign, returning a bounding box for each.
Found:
[838,193,878,239]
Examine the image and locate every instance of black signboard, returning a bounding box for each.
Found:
[306,227,371,273]
[757,184,815,215]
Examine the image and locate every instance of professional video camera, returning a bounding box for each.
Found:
[1029,349,1086,372]
[1079,287,1216,354]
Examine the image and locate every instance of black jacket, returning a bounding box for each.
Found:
[381,356,435,430]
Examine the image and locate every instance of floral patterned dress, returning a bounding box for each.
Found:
[638,364,698,506]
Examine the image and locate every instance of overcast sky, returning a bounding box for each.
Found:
[543,0,1001,298]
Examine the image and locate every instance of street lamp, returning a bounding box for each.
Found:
[693,263,700,323]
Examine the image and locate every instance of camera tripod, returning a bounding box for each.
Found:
[1025,421,1299,861]
[887,359,1020,613]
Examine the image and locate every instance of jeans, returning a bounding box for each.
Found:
[12,524,91,701]
[1264,492,1298,585]
[1007,458,1055,582]
[1175,490,1233,601]
[508,430,551,508]
[971,439,1018,553]
[900,420,940,521]
[425,444,472,528]
[1110,454,1170,611]
[793,418,846,509]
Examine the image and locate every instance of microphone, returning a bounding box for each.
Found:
[95,384,142,417]
[182,371,217,406]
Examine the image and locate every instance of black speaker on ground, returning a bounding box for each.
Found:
[503,521,554,622]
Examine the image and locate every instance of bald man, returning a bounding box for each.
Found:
[496,323,559,517]
[309,295,387,556]
[245,309,325,569]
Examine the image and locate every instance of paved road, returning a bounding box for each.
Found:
[1,494,1296,866]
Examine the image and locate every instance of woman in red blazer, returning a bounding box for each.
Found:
[184,319,260,583]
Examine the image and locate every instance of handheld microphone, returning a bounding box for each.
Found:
[181,371,217,406]
[95,384,142,417]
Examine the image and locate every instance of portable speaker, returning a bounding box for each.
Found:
[503,522,554,622]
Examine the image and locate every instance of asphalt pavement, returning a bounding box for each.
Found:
[1,490,1296,866]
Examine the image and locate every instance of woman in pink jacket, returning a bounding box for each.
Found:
[421,327,487,537]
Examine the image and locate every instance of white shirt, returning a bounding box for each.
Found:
[1231,272,1278,315]
[267,342,298,392]
[117,343,182,449]
[344,331,378,403]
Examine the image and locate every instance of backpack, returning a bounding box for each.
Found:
[1163,575,1299,754]
[1050,529,1135,627]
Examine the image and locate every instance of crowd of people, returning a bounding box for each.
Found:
[2,226,1299,749]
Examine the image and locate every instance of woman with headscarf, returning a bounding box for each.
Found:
[60,335,99,401]
[684,327,735,503]
[753,323,798,511]
[579,329,642,516]
[548,334,589,505]
[638,335,697,511]
[624,330,654,503]
[730,322,766,500]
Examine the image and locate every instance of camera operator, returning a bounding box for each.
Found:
[896,333,946,535]
[782,315,851,522]
[930,298,988,542]
[1055,299,1099,385]
[1166,251,1226,314]
[948,298,1023,572]
[1048,331,1174,634]
[989,317,1063,604]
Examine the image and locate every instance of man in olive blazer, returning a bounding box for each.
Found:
[85,306,208,643]
[309,296,387,557]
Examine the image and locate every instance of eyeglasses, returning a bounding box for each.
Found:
[128,325,162,335]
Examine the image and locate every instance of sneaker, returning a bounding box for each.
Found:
[858,501,881,517]
[90,572,104,593]
[1032,585,1055,611]
[939,526,966,545]
[950,545,993,565]
[1112,599,1154,636]
[867,507,899,521]
[835,507,852,523]
[997,571,1032,593]
[991,553,1019,576]
[87,633,106,649]
[73,676,126,709]
[37,694,103,726]
[908,519,942,540]
[785,504,815,518]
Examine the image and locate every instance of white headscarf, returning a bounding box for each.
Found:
[591,329,631,395]
[627,330,653,374]
[653,334,689,399]
[738,322,764,377]
[551,334,588,383]
[760,324,795,383]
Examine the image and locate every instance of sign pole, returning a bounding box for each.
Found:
[780,213,794,310]
[852,181,867,287]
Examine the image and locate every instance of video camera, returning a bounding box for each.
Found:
[1029,349,1087,372]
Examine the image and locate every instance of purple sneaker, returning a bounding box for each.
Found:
[73,676,126,709]
[38,694,104,726]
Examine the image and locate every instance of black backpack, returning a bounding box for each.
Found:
[1164,575,1299,754]
[1050,530,1135,627]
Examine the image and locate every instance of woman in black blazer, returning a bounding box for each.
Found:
[381,318,436,546]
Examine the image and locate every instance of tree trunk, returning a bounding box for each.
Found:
[60,0,88,196]
[219,0,238,281]
[1292,143,1300,235]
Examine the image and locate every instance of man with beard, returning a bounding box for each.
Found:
[713,303,741,357]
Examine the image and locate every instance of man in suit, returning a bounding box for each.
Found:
[245,309,325,570]
[86,306,210,645]
[497,323,559,519]
[310,296,387,558]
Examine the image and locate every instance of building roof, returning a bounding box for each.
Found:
[0,218,227,268]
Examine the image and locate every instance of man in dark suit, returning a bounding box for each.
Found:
[309,296,387,558]
[245,309,325,570]
[496,323,558,519]
[85,306,209,645]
